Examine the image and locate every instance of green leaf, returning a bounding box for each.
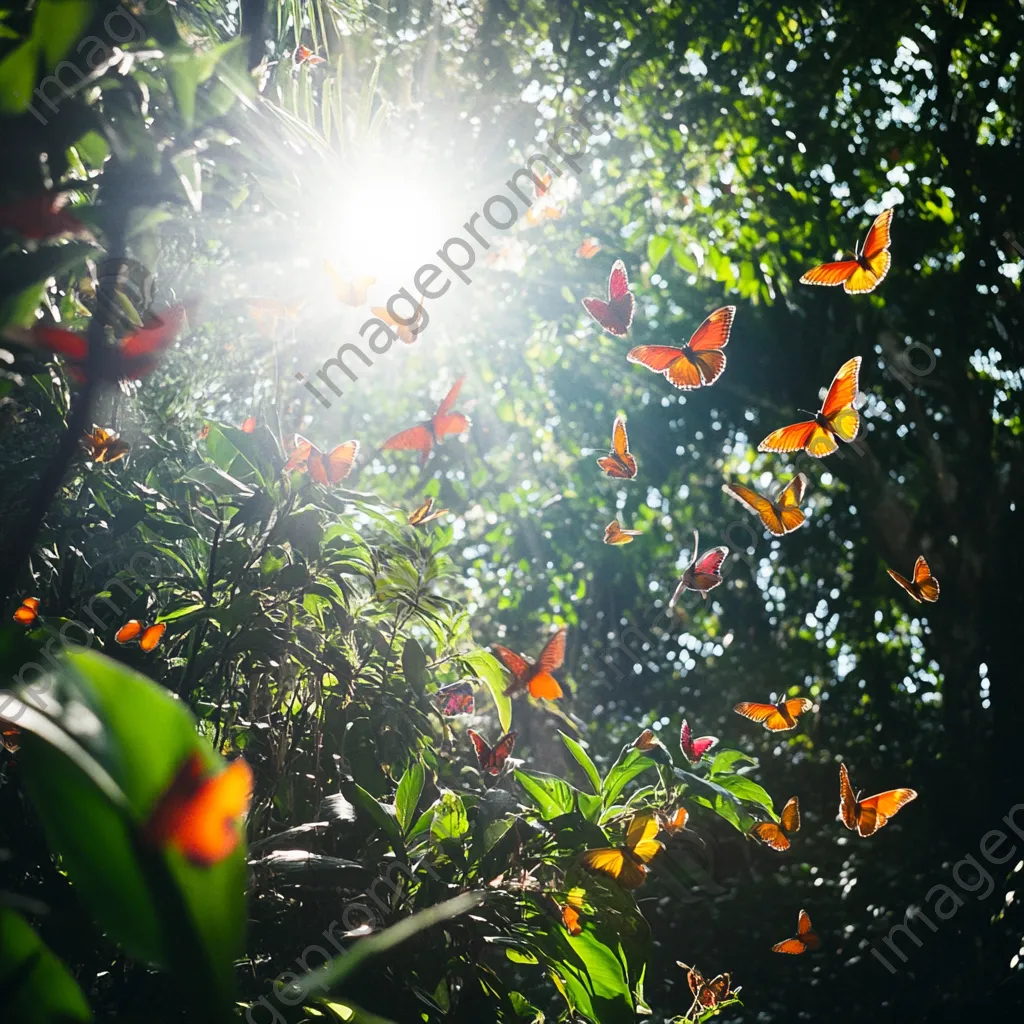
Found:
[602,748,657,808]
[673,767,753,833]
[31,0,93,68]
[559,732,601,794]
[514,769,576,820]
[710,772,777,817]
[401,638,427,689]
[0,909,92,1023]
[166,39,240,127]
[341,781,406,859]
[708,749,757,776]
[647,234,671,270]
[395,761,425,835]
[460,648,512,733]
[430,790,468,842]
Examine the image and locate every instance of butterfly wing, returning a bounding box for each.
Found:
[626,345,702,390]
[734,701,795,731]
[435,377,465,419]
[757,420,823,456]
[576,239,601,258]
[784,697,813,721]
[240,417,257,433]
[775,474,808,533]
[752,822,790,851]
[838,763,858,831]
[492,644,531,694]
[317,440,359,485]
[661,807,689,833]
[535,628,567,675]
[581,847,635,885]
[722,482,785,535]
[844,251,891,294]
[689,306,735,352]
[139,623,166,652]
[284,435,316,473]
[887,567,920,601]
[693,350,727,387]
[382,424,434,460]
[115,620,143,644]
[29,326,90,363]
[690,735,718,761]
[583,260,634,336]
[435,681,475,716]
[772,936,809,954]
[780,795,801,834]
[858,787,918,834]
[408,499,433,525]
[821,356,861,439]
[913,555,940,602]
[607,259,632,302]
[13,597,40,625]
[688,546,728,595]
[467,729,494,772]
[625,812,661,855]
[604,521,637,544]
[862,208,894,259]
[800,259,860,288]
[562,904,583,935]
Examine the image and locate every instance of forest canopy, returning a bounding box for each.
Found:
[1,1,1023,1023]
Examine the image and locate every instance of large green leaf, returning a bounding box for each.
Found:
[0,909,91,1023]
[559,731,601,794]
[430,790,469,842]
[514,769,576,820]
[673,767,754,833]
[602,748,657,808]
[460,648,512,733]
[395,760,425,835]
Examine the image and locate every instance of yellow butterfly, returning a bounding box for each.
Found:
[722,473,808,536]
[580,812,663,889]
[323,258,376,306]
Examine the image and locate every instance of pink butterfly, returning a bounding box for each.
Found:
[582,259,635,337]
[670,530,729,605]
[680,720,719,764]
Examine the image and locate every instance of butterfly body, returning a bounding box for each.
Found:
[838,763,917,837]
[887,555,940,603]
[627,306,735,390]
[671,530,729,604]
[733,697,812,732]
[493,627,566,700]
[583,260,635,337]
[581,813,663,889]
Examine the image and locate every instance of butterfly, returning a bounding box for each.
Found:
[603,520,643,545]
[560,888,585,935]
[434,681,475,717]
[627,306,736,390]
[382,378,470,466]
[751,796,801,851]
[733,697,813,732]
[240,417,257,433]
[800,208,893,295]
[576,238,602,259]
[370,295,426,345]
[467,728,517,775]
[723,473,809,536]
[294,44,326,66]
[140,752,253,866]
[323,259,375,306]
[658,806,689,833]
[582,259,635,337]
[14,306,187,385]
[580,812,663,889]
[679,719,718,764]
[0,192,87,239]
[887,555,940,603]
[82,426,130,464]
[632,728,666,752]
[408,497,450,527]
[284,437,359,486]
[492,628,566,700]
[772,909,820,954]
[1,723,20,753]
[670,530,729,604]
[115,620,166,652]
[12,596,40,626]
[677,963,733,1014]
[596,415,637,479]
[838,762,917,837]
[757,356,862,458]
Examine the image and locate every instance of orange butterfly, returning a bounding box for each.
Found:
[838,763,917,837]
[576,238,602,259]
[284,437,359,486]
[751,796,800,851]
[294,44,326,66]
[240,416,257,433]
[14,306,187,385]
[1,723,20,753]
[757,356,862,458]
[627,306,735,390]
[115,620,166,652]
[560,887,586,936]
[492,627,566,700]
[733,697,812,732]
[323,259,375,306]
[604,520,643,545]
[723,474,808,536]
[658,806,689,833]
[677,963,733,1014]
[772,909,820,954]
[632,728,666,753]
[12,596,40,626]
[801,209,893,295]
[140,752,252,866]
[887,555,940,603]
[382,378,470,466]
[408,497,449,527]
[370,295,426,345]
[580,812,663,890]
[0,192,87,240]
[82,426,130,464]
[596,415,637,479]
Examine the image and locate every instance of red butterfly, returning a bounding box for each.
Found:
[141,752,253,866]
[467,728,517,775]
[596,415,637,479]
[582,259,635,337]
[0,192,87,239]
[492,628,566,700]
[434,681,475,716]
[284,437,359,486]
[679,719,718,763]
[670,530,728,604]
[294,44,326,66]
[13,306,187,384]
[757,357,861,458]
[382,378,470,466]
[801,209,893,295]
[627,306,735,390]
